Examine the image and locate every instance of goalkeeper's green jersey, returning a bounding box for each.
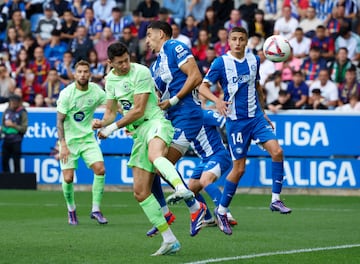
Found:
[105,63,165,128]
[56,82,106,144]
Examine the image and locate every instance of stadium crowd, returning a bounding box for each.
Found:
[0,0,360,112]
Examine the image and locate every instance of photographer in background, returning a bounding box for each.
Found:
[1,94,28,173]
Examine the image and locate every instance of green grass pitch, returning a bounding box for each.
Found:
[0,190,359,264]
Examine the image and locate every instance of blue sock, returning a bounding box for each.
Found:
[185,197,196,208]
[152,175,166,208]
[195,193,212,220]
[220,179,238,208]
[272,161,284,194]
[204,183,222,207]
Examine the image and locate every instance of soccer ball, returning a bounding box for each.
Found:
[263,35,291,62]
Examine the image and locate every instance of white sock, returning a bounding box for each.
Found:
[218,205,227,215]
[161,206,170,215]
[92,204,100,212]
[272,193,280,203]
[67,205,76,211]
[161,228,177,243]
[189,201,200,213]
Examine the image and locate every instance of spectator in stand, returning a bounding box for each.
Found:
[337,65,360,106]
[289,27,311,60]
[13,87,30,107]
[119,26,140,62]
[275,47,302,82]
[56,51,74,85]
[310,0,334,24]
[22,33,38,61]
[305,88,329,109]
[106,7,131,40]
[33,93,47,107]
[238,0,258,25]
[327,3,352,39]
[0,63,16,103]
[186,0,211,26]
[29,46,50,87]
[264,71,288,105]
[68,25,93,62]
[19,68,42,105]
[329,47,354,85]
[197,46,219,109]
[1,94,28,173]
[191,29,209,61]
[93,0,117,25]
[309,69,339,109]
[214,27,230,57]
[95,26,116,65]
[335,24,360,62]
[299,6,323,38]
[35,4,61,47]
[283,0,309,20]
[246,33,264,55]
[301,46,327,85]
[24,0,44,21]
[273,5,299,40]
[136,0,160,22]
[248,8,273,39]
[69,0,89,22]
[181,15,199,46]
[48,0,71,19]
[157,7,175,25]
[43,68,64,107]
[286,70,309,109]
[2,27,23,63]
[79,7,103,44]
[224,9,248,34]
[60,9,78,44]
[311,25,335,61]
[1,0,26,19]
[44,29,68,68]
[162,0,186,26]
[6,9,31,42]
[335,94,360,111]
[335,0,358,21]
[198,6,222,44]
[258,0,284,25]
[267,90,295,113]
[212,0,234,24]
[258,49,276,87]
[170,22,191,48]
[11,48,30,87]
[88,49,104,87]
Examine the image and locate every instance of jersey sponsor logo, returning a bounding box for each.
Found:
[120,100,132,111]
[73,111,85,122]
[232,74,250,84]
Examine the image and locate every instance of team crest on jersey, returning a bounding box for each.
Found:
[88,98,95,105]
[120,100,132,111]
[235,148,243,154]
[123,82,131,92]
[73,111,85,122]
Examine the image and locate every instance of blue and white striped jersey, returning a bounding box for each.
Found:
[150,39,202,121]
[190,110,228,161]
[204,51,262,120]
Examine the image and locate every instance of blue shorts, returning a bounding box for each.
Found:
[226,115,276,160]
[170,109,203,154]
[191,149,232,180]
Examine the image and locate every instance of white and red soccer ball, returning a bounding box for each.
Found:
[263,35,291,62]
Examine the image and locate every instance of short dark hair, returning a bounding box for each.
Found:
[107,42,129,60]
[75,60,90,70]
[229,27,248,37]
[147,21,172,38]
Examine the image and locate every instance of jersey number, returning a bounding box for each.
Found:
[231,132,243,145]
[175,45,184,53]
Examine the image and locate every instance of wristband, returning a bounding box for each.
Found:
[169,96,180,106]
[99,122,118,137]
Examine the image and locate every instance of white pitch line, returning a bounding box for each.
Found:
[183,244,360,264]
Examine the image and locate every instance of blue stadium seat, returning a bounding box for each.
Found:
[30,13,43,32]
